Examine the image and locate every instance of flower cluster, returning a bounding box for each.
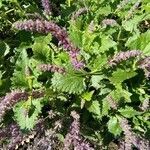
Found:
[102,19,117,27]
[107,96,118,110]
[117,0,131,11]
[41,0,52,15]
[119,118,136,150]
[38,64,66,74]
[64,111,93,150]
[138,56,150,77]
[140,98,149,111]
[108,50,142,67]
[126,0,141,20]
[13,19,84,70]
[8,124,23,149]
[0,90,45,121]
[72,7,88,20]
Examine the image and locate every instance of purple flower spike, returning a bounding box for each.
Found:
[63,111,93,150]
[138,56,150,78]
[108,50,142,67]
[41,0,52,15]
[119,118,137,150]
[38,64,66,74]
[102,19,117,26]
[72,7,88,20]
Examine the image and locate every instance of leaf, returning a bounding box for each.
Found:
[110,88,132,103]
[108,116,122,136]
[32,34,52,62]
[91,75,105,89]
[86,100,101,117]
[110,69,137,86]
[68,24,82,48]
[89,54,107,71]
[119,106,140,118]
[51,72,86,94]
[99,35,117,53]
[81,91,94,101]
[122,14,145,32]
[101,99,110,116]
[126,30,150,55]
[11,49,29,88]
[13,99,43,130]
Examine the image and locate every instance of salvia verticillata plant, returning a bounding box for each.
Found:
[0,0,150,149]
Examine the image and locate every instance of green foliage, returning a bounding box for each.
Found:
[51,72,86,94]
[13,98,43,130]
[0,0,150,149]
[108,116,122,136]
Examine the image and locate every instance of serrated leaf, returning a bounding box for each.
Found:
[119,106,140,118]
[108,117,122,136]
[101,99,110,116]
[86,100,101,116]
[51,72,86,94]
[99,36,117,53]
[110,69,137,86]
[14,99,43,130]
[110,88,132,103]
[32,34,52,62]
[81,91,94,101]
[90,54,107,71]
[91,75,105,89]
[11,49,29,88]
[126,30,150,55]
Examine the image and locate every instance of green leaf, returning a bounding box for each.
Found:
[14,99,43,130]
[101,99,110,116]
[99,35,117,53]
[91,75,106,89]
[110,88,132,103]
[86,100,101,117]
[110,69,137,86]
[108,116,122,136]
[119,106,140,118]
[126,30,150,55]
[11,49,29,88]
[32,34,52,62]
[51,72,86,94]
[89,54,107,71]
[0,41,10,57]
[81,91,94,101]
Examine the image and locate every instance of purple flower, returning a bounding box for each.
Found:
[41,0,52,15]
[72,7,88,20]
[138,56,150,78]
[38,64,66,74]
[126,0,141,20]
[107,96,118,110]
[102,19,117,26]
[64,111,93,150]
[119,118,137,150]
[117,0,131,10]
[108,50,142,67]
